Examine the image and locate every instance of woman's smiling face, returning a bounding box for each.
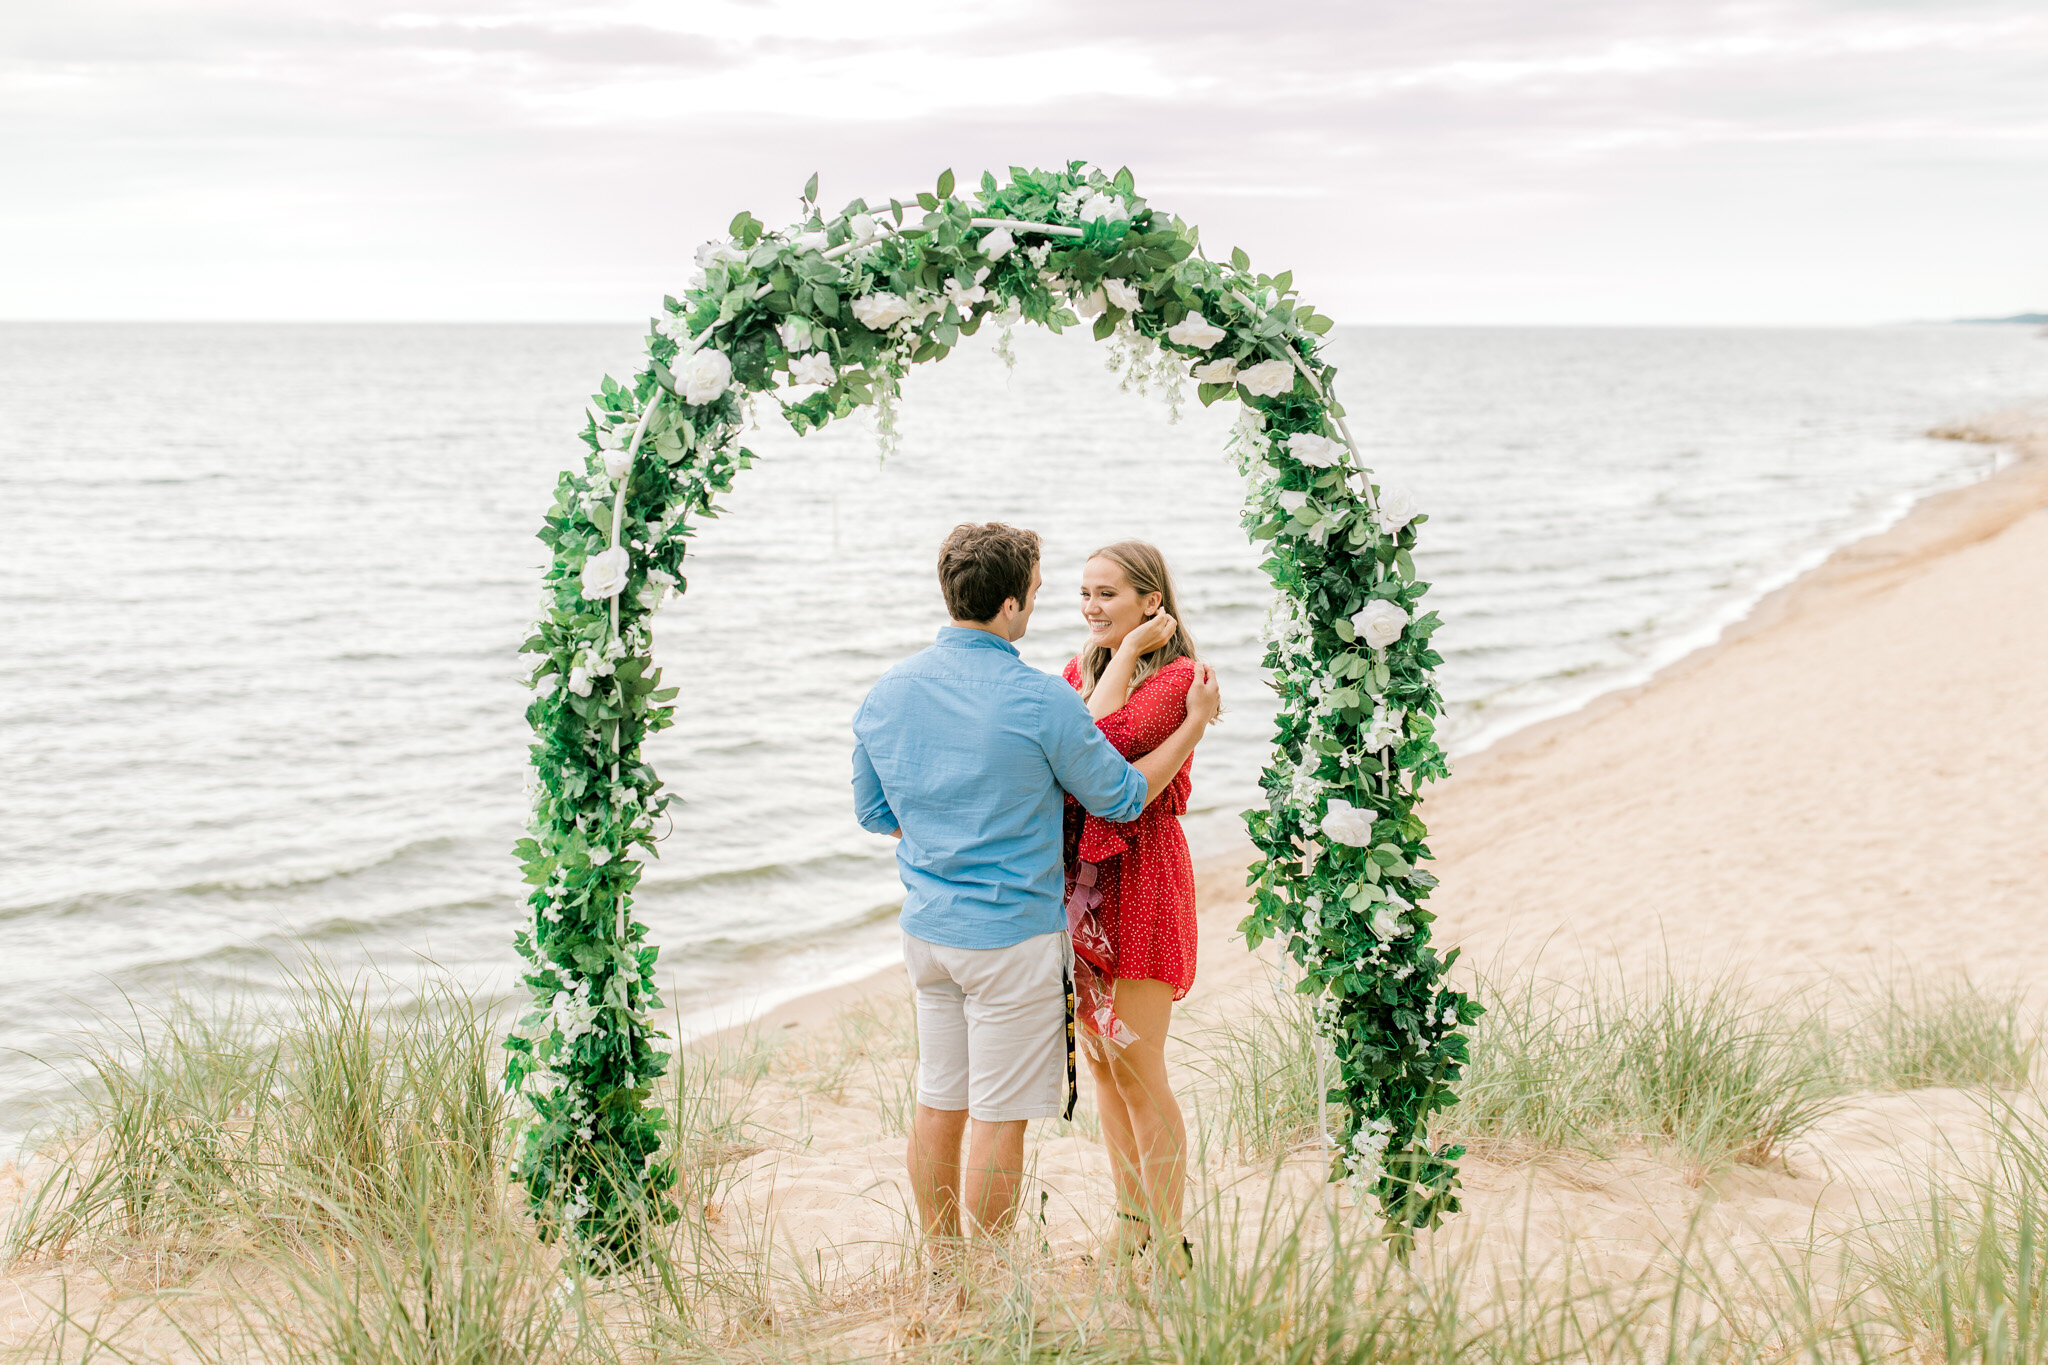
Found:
[1079,555,1161,652]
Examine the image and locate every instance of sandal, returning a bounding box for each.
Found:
[1107,1209,1152,1263]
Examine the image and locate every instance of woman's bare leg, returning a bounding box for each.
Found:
[1104,978,1186,1237]
[1086,1044,1147,1251]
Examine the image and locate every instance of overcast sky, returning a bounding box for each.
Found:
[4,0,2043,323]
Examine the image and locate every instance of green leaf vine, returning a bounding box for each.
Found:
[507,161,1480,1263]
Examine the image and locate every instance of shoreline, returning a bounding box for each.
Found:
[711,400,2048,1041]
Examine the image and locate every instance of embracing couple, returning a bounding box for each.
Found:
[851,522,1220,1267]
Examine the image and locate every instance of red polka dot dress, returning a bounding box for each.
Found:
[1061,655,1199,1023]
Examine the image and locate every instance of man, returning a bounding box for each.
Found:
[851,522,1221,1245]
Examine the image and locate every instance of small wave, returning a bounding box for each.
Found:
[636,849,895,898]
[0,835,478,923]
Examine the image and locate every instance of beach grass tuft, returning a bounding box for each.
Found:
[1851,974,2038,1092]
[1444,967,1844,1174]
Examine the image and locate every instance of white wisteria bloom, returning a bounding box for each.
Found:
[1237,358,1296,397]
[1344,1116,1396,1192]
[979,225,1016,260]
[1025,241,1054,268]
[579,545,630,600]
[852,292,917,329]
[1166,312,1227,349]
[1320,798,1376,847]
[1102,278,1141,311]
[1372,485,1422,535]
[943,277,987,312]
[550,987,603,1043]
[677,348,733,406]
[1286,432,1346,468]
[636,565,678,609]
[1362,706,1405,752]
[1289,760,1328,808]
[1191,357,1239,385]
[1352,598,1410,649]
[788,351,837,386]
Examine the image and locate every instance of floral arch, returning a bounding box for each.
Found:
[505,163,1479,1262]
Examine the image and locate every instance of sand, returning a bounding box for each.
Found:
[6,404,2046,1354]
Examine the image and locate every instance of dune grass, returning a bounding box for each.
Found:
[7,957,2046,1364]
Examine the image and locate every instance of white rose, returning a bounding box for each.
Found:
[1362,706,1405,751]
[1166,312,1226,349]
[793,230,828,254]
[788,351,836,386]
[980,225,1016,260]
[1370,898,1413,942]
[1076,191,1129,223]
[1102,278,1141,312]
[776,319,811,353]
[694,241,743,269]
[1073,289,1106,319]
[601,448,635,480]
[1285,432,1345,468]
[534,672,559,697]
[677,348,732,406]
[1237,358,1296,398]
[1190,357,1238,385]
[567,665,593,697]
[849,213,880,243]
[1372,485,1421,536]
[1276,489,1309,515]
[851,292,915,329]
[579,545,630,601]
[1352,598,1410,650]
[1320,798,1376,848]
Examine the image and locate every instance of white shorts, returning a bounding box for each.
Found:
[902,929,1073,1123]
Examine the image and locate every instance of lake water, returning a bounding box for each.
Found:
[2,321,2042,1141]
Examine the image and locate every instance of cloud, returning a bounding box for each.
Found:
[1,0,2043,320]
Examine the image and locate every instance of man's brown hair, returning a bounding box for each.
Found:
[937,523,1041,624]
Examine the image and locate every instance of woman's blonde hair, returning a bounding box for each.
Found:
[1078,541,1198,701]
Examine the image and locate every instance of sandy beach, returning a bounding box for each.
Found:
[6,402,2046,1358]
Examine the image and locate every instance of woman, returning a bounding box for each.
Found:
[1061,540,1203,1264]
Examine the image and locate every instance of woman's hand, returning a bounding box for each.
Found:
[1120,611,1177,657]
[1184,661,1221,728]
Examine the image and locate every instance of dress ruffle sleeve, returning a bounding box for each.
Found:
[1061,657,1193,864]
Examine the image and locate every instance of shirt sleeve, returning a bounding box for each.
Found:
[850,717,898,835]
[1041,683,1149,823]
[1095,661,1193,759]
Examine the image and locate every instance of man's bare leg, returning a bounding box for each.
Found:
[907,1104,968,1241]
[962,1117,1029,1235]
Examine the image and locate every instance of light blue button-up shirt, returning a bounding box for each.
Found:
[852,626,1151,950]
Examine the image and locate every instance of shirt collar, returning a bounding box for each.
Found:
[936,625,1020,657]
